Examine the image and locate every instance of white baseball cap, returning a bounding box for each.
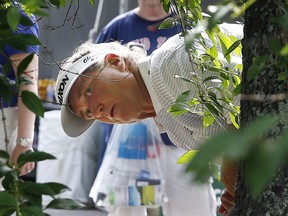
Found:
[55,52,106,137]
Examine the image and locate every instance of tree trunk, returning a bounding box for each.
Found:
[231,0,288,215]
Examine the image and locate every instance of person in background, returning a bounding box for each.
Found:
[0,3,39,180]
[85,0,217,215]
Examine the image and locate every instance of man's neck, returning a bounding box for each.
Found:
[135,5,169,21]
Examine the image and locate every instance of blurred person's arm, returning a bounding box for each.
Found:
[10,53,39,176]
[219,157,238,215]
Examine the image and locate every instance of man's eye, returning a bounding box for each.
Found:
[86,109,93,118]
[86,87,92,96]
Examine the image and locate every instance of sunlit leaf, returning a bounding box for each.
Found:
[217,32,232,63]
[280,44,288,56]
[224,39,242,57]
[89,0,95,6]
[230,111,239,129]
[203,111,215,128]
[177,150,198,164]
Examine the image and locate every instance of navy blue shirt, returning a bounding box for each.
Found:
[96,9,180,55]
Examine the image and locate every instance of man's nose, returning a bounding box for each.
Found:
[93,104,104,118]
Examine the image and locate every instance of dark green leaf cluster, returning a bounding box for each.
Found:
[0,150,84,216]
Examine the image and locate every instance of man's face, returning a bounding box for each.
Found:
[68,65,150,124]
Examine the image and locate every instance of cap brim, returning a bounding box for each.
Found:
[61,105,95,137]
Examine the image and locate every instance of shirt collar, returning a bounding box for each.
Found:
[137,56,162,114]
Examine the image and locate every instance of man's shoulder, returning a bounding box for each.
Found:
[106,9,137,26]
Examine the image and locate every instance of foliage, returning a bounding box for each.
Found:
[166,0,288,198]
[161,0,244,130]
[0,0,93,215]
[0,150,84,216]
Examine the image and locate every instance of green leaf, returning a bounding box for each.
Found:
[159,17,175,29]
[21,91,45,117]
[168,103,190,116]
[2,171,19,191]
[21,181,70,198]
[217,32,232,63]
[0,150,10,160]
[203,111,215,128]
[7,6,21,31]
[20,205,45,216]
[203,75,222,83]
[280,44,288,56]
[0,164,13,178]
[174,75,194,84]
[224,39,242,57]
[186,115,279,182]
[233,83,241,95]
[17,151,56,167]
[161,0,170,13]
[0,207,15,216]
[7,34,40,52]
[44,182,71,195]
[207,4,234,31]
[253,55,270,65]
[247,64,263,81]
[17,53,34,77]
[46,198,84,210]
[89,0,95,6]
[177,150,198,164]
[245,144,283,196]
[0,191,17,207]
[268,38,283,54]
[229,112,239,129]
[175,90,191,103]
[208,46,218,59]
[277,72,288,81]
[204,103,220,116]
[19,13,33,26]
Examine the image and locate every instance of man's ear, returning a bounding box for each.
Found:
[105,53,125,71]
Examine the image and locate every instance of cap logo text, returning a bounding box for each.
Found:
[83,55,95,63]
[58,74,69,105]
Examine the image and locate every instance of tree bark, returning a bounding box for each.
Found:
[230,0,288,215]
